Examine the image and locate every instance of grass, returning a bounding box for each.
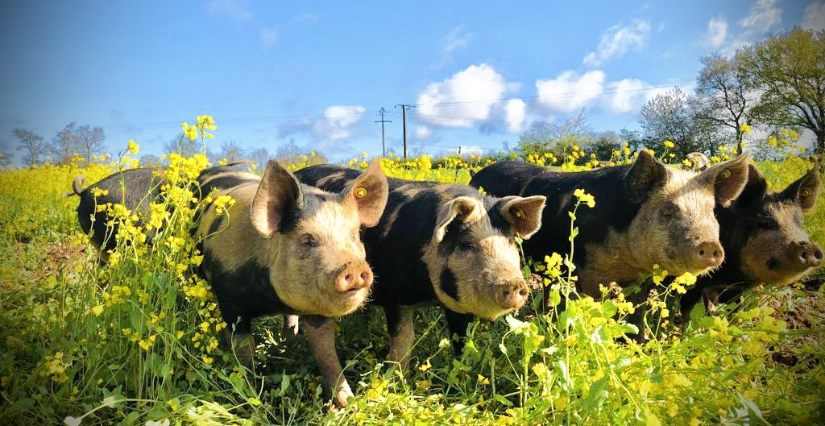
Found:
[1,125,824,425]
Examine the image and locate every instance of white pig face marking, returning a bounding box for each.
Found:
[274,199,373,317]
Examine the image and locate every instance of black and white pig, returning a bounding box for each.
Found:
[195,159,388,407]
[71,168,167,255]
[469,151,751,299]
[680,162,822,315]
[295,164,546,369]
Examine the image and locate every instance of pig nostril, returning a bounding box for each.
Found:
[344,274,353,284]
[699,250,705,257]
[502,290,511,298]
[519,289,528,297]
[713,250,720,258]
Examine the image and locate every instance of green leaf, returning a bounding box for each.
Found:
[689,301,706,324]
[581,376,609,411]
[494,394,514,407]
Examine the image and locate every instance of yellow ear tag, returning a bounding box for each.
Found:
[802,188,812,197]
[720,169,732,179]
[514,208,525,219]
[354,187,368,199]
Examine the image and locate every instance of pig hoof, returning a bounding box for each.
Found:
[333,384,355,408]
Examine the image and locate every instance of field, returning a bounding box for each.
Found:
[1,124,824,425]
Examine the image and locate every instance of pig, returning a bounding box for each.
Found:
[195,159,388,408]
[469,151,751,300]
[294,164,546,369]
[71,168,167,255]
[686,152,711,171]
[679,162,822,316]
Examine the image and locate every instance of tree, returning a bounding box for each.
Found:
[589,131,622,160]
[639,87,706,155]
[517,108,591,156]
[163,133,204,157]
[139,154,164,167]
[74,125,105,165]
[14,129,47,166]
[694,54,753,152]
[49,123,79,164]
[247,147,271,169]
[742,28,825,153]
[0,151,12,168]
[217,140,246,163]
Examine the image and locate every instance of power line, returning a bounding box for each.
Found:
[395,104,416,160]
[375,107,392,157]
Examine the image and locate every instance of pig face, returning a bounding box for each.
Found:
[729,163,822,284]
[424,195,546,320]
[249,159,389,317]
[624,151,750,278]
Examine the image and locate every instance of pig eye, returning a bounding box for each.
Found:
[459,242,477,251]
[660,204,678,219]
[301,234,318,248]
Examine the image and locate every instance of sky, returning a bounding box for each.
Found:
[1,0,824,166]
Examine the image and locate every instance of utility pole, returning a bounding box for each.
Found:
[375,108,392,157]
[395,104,415,160]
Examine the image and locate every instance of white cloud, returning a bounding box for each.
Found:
[583,20,651,66]
[414,125,432,140]
[314,106,366,140]
[738,0,781,30]
[279,105,366,143]
[416,64,512,128]
[536,70,605,113]
[259,28,278,49]
[707,17,728,48]
[803,2,825,31]
[606,79,650,114]
[208,0,253,21]
[442,25,472,56]
[503,99,526,133]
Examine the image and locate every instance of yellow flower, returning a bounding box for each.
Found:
[573,188,596,208]
[740,123,751,134]
[663,140,675,149]
[91,305,104,316]
[127,139,139,155]
[419,360,432,372]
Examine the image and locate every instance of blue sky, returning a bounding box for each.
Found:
[1,0,823,165]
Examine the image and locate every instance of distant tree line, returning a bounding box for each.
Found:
[518,28,825,160]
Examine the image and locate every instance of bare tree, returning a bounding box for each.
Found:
[694,54,752,152]
[50,122,78,164]
[218,140,246,162]
[163,133,203,157]
[518,108,592,156]
[139,154,164,167]
[639,87,706,155]
[247,147,271,169]
[0,151,12,168]
[14,129,47,166]
[74,125,105,165]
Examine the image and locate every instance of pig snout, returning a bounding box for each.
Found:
[497,280,529,310]
[691,241,725,269]
[795,241,823,268]
[335,261,374,293]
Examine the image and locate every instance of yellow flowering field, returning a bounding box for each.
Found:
[1,116,823,425]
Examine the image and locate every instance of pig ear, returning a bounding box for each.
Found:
[698,152,749,207]
[500,196,546,239]
[735,163,769,205]
[250,160,303,237]
[340,159,389,227]
[433,196,483,242]
[625,150,667,204]
[781,161,821,213]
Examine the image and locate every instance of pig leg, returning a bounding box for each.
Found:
[303,315,352,407]
[444,310,473,355]
[281,314,300,340]
[385,305,415,371]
